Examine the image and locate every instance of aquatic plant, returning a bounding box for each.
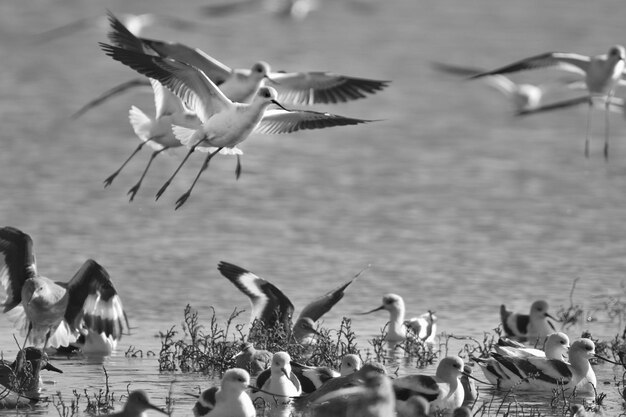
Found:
[51,391,80,417]
[555,278,585,330]
[158,304,244,374]
[83,366,118,414]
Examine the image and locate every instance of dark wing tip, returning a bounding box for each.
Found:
[217,261,250,279]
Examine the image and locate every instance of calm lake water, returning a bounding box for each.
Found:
[1,0,626,415]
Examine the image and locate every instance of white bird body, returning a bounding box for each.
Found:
[500,300,556,345]
[361,294,437,346]
[104,78,202,200]
[495,332,570,360]
[100,42,371,208]
[193,369,255,417]
[255,352,301,405]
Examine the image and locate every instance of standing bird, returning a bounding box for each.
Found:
[254,352,302,405]
[99,43,373,208]
[0,226,128,352]
[102,77,201,201]
[476,338,599,392]
[393,356,469,414]
[103,390,166,417]
[470,45,626,159]
[192,368,255,417]
[359,294,437,347]
[218,261,363,343]
[233,342,272,376]
[500,300,556,345]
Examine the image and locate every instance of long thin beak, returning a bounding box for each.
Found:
[147,402,168,415]
[595,354,623,366]
[462,371,493,386]
[265,74,279,85]
[43,362,63,373]
[249,385,294,397]
[271,99,290,112]
[281,367,289,378]
[546,313,558,321]
[358,305,385,315]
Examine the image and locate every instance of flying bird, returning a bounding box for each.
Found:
[99,42,373,208]
[73,11,388,120]
[470,45,626,159]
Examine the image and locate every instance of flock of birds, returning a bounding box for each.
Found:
[66,12,389,209]
[2,5,626,417]
[0,225,622,416]
[60,11,626,211]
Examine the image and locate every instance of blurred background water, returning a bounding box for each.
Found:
[1,0,626,415]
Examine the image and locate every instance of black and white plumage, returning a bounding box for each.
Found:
[470,45,626,158]
[192,368,255,417]
[98,42,373,208]
[393,356,468,413]
[500,300,556,344]
[0,226,128,353]
[217,261,362,342]
[96,11,389,107]
[293,362,387,408]
[432,61,585,113]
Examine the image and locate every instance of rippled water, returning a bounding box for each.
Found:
[1,0,626,415]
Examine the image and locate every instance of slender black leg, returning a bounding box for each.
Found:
[175,147,224,210]
[104,139,152,187]
[128,147,168,202]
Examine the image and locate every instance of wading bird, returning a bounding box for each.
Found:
[500,300,556,345]
[218,261,363,343]
[359,293,437,347]
[192,368,256,417]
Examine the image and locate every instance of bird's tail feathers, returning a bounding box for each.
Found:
[172,124,200,147]
[128,105,153,142]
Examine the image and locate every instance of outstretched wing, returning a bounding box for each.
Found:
[0,226,38,312]
[297,268,364,323]
[255,109,373,134]
[71,78,151,119]
[266,72,390,105]
[218,261,294,327]
[99,43,230,122]
[63,259,127,340]
[470,51,589,79]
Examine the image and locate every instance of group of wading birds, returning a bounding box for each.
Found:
[0,224,623,416]
[65,12,626,210]
[3,10,626,417]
